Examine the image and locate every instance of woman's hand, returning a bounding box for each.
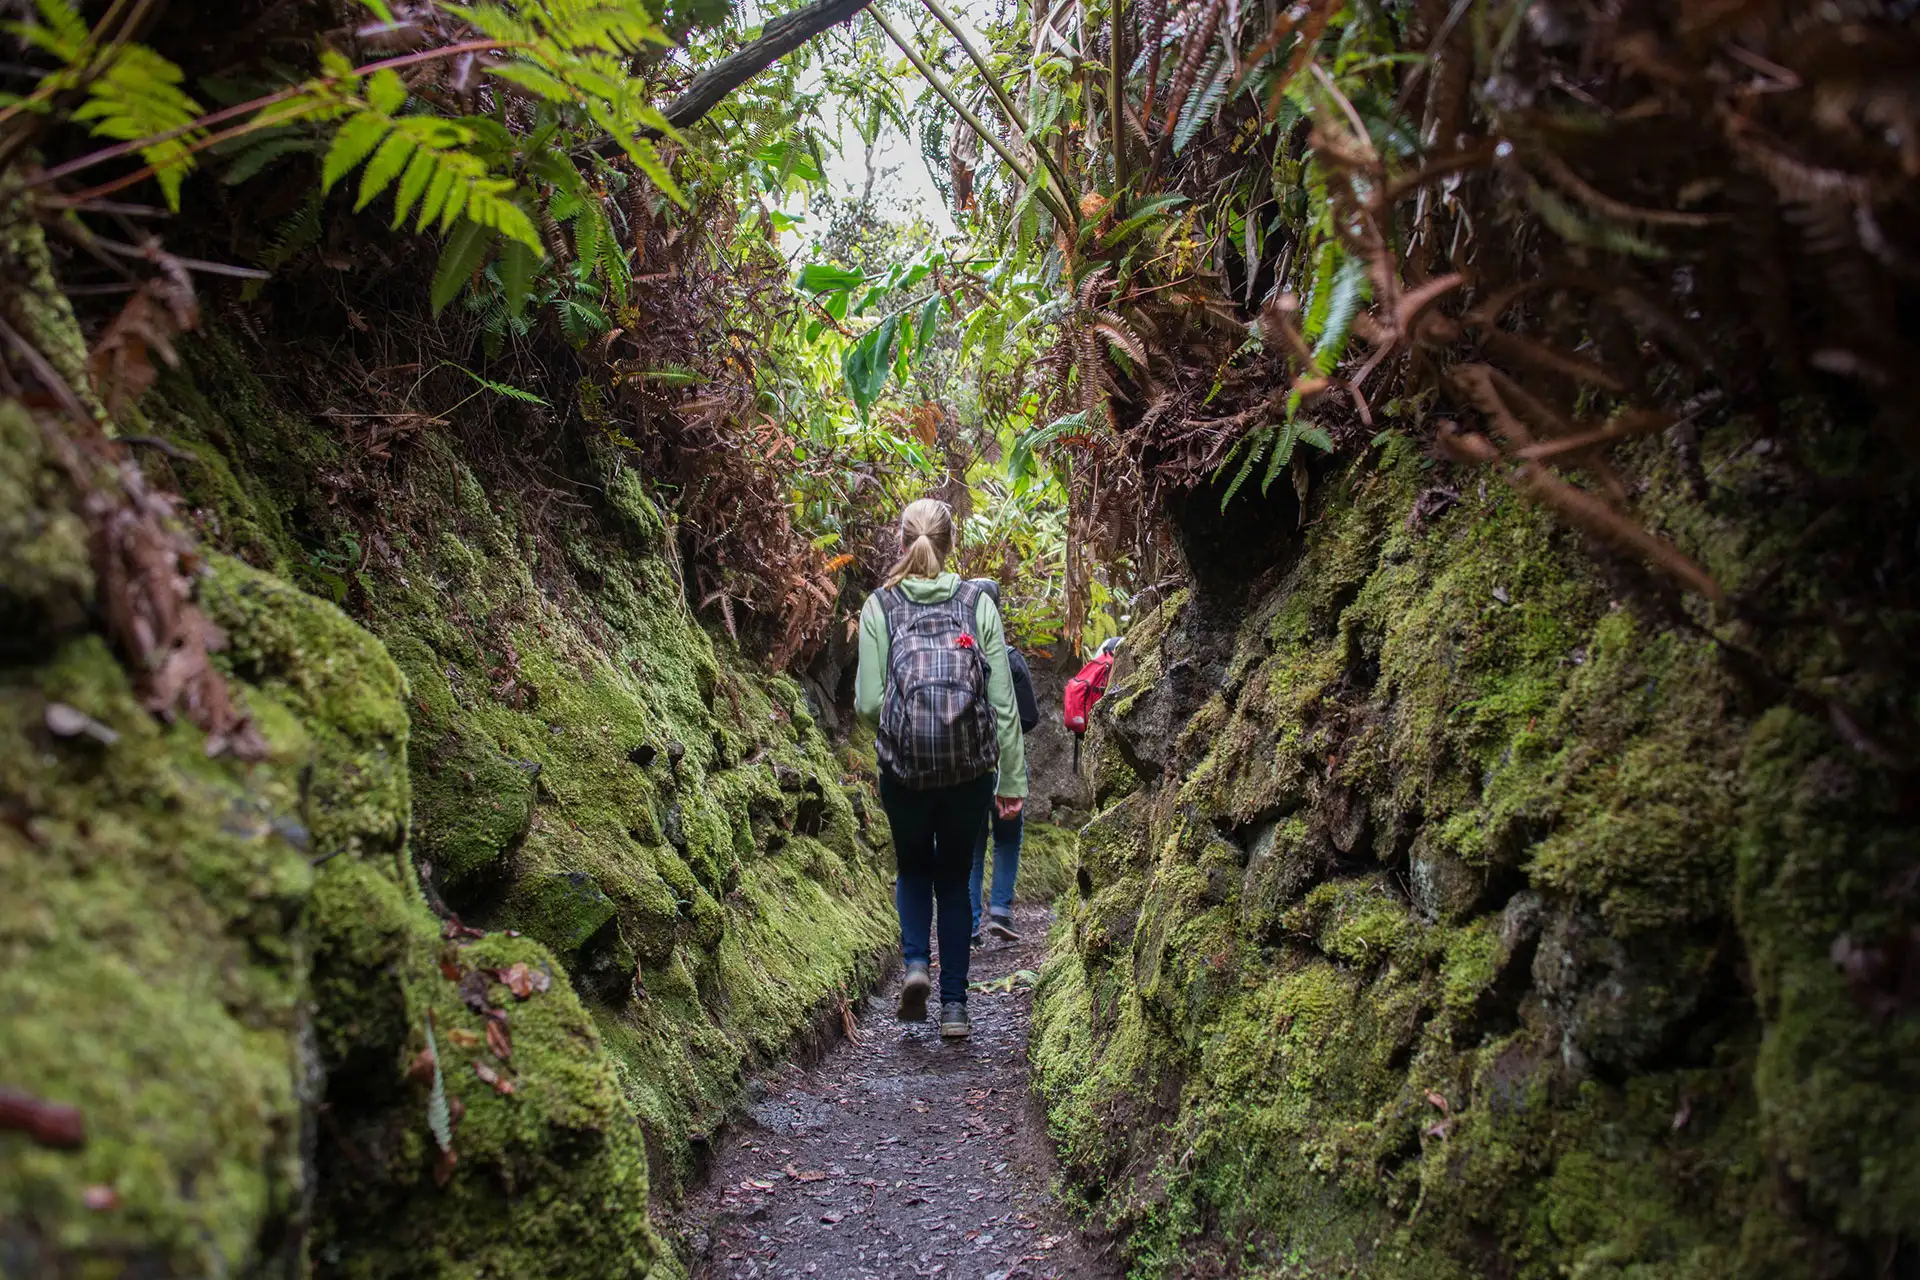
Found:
[994,795,1023,820]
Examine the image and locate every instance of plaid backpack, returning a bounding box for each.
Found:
[876,581,1000,789]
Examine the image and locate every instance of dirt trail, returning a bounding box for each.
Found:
[680,902,1119,1280]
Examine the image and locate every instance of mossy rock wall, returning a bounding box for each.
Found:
[1031,433,1918,1278]
[3,208,893,1277]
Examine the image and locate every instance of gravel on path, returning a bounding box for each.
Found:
[679,902,1119,1280]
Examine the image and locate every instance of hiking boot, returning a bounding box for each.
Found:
[987,912,1021,942]
[939,1001,972,1039]
[897,960,931,1022]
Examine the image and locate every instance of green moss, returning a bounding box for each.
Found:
[1007,821,1078,902]
[0,635,316,1276]
[0,399,93,619]
[1283,878,1422,969]
[1736,707,1920,1238]
[1031,436,1918,1277]
[5,285,898,1276]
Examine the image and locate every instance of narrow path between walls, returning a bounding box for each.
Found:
[678,902,1120,1280]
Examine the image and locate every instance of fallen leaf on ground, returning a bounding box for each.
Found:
[457,970,493,1013]
[406,1048,436,1084]
[968,969,1039,995]
[44,703,119,745]
[433,1146,458,1187]
[499,963,540,999]
[485,1016,511,1060]
[820,1210,844,1223]
[446,1028,481,1050]
[784,1163,827,1182]
[473,1062,515,1094]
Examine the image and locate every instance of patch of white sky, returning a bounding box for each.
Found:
[729,0,1004,244]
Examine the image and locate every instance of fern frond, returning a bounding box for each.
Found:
[1220,424,1272,511]
[1301,239,1339,341]
[1260,421,1295,494]
[432,220,493,313]
[241,187,324,298]
[423,1016,452,1153]
[1092,311,1149,367]
[218,131,317,184]
[68,43,205,209]
[442,360,551,405]
[324,107,543,251]
[1172,45,1230,154]
[1311,255,1370,373]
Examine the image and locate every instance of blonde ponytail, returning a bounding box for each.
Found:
[884,498,955,588]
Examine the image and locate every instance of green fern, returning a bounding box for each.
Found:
[321,88,542,249]
[558,293,612,348]
[1259,421,1296,494]
[242,187,325,299]
[1310,253,1370,373]
[1300,239,1339,341]
[1173,46,1231,154]
[446,0,687,207]
[218,130,320,185]
[441,361,551,405]
[423,1015,452,1153]
[1220,425,1274,511]
[6,0,205,208]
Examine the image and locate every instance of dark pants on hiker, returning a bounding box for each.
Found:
[880,770,994,1005]
[970,801,1024,935]
[969,761,1027,934]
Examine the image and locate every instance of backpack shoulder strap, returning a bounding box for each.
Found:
[949,579,985,635]
[874,585,909,633]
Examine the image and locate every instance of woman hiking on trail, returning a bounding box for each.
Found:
[855,498,1027,1039]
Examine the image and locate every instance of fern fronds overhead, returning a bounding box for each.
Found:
[319,73,543,249]
[4,0,205,207]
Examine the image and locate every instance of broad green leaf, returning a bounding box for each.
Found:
[914,294,941,361]
[796,263,864,294]
[893,315,913,385]
[500,236,538,318]
[431,219,492,314]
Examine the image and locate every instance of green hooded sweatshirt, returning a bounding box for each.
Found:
[854,573,1028,799]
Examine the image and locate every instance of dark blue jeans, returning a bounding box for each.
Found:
[970,806,1024,934]
[880,770,994,1004]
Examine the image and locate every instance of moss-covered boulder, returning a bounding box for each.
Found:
[4,201,894,1276]
[1,630,322,1277]
[128,326,897,1246]
[1033,434,1920,1278]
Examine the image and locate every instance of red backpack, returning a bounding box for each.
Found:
[1063,647,1116,765]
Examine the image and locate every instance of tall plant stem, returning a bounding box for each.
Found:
[870,7,1077,231]
[1107,0,1128,207]
[914,0,1078,219]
